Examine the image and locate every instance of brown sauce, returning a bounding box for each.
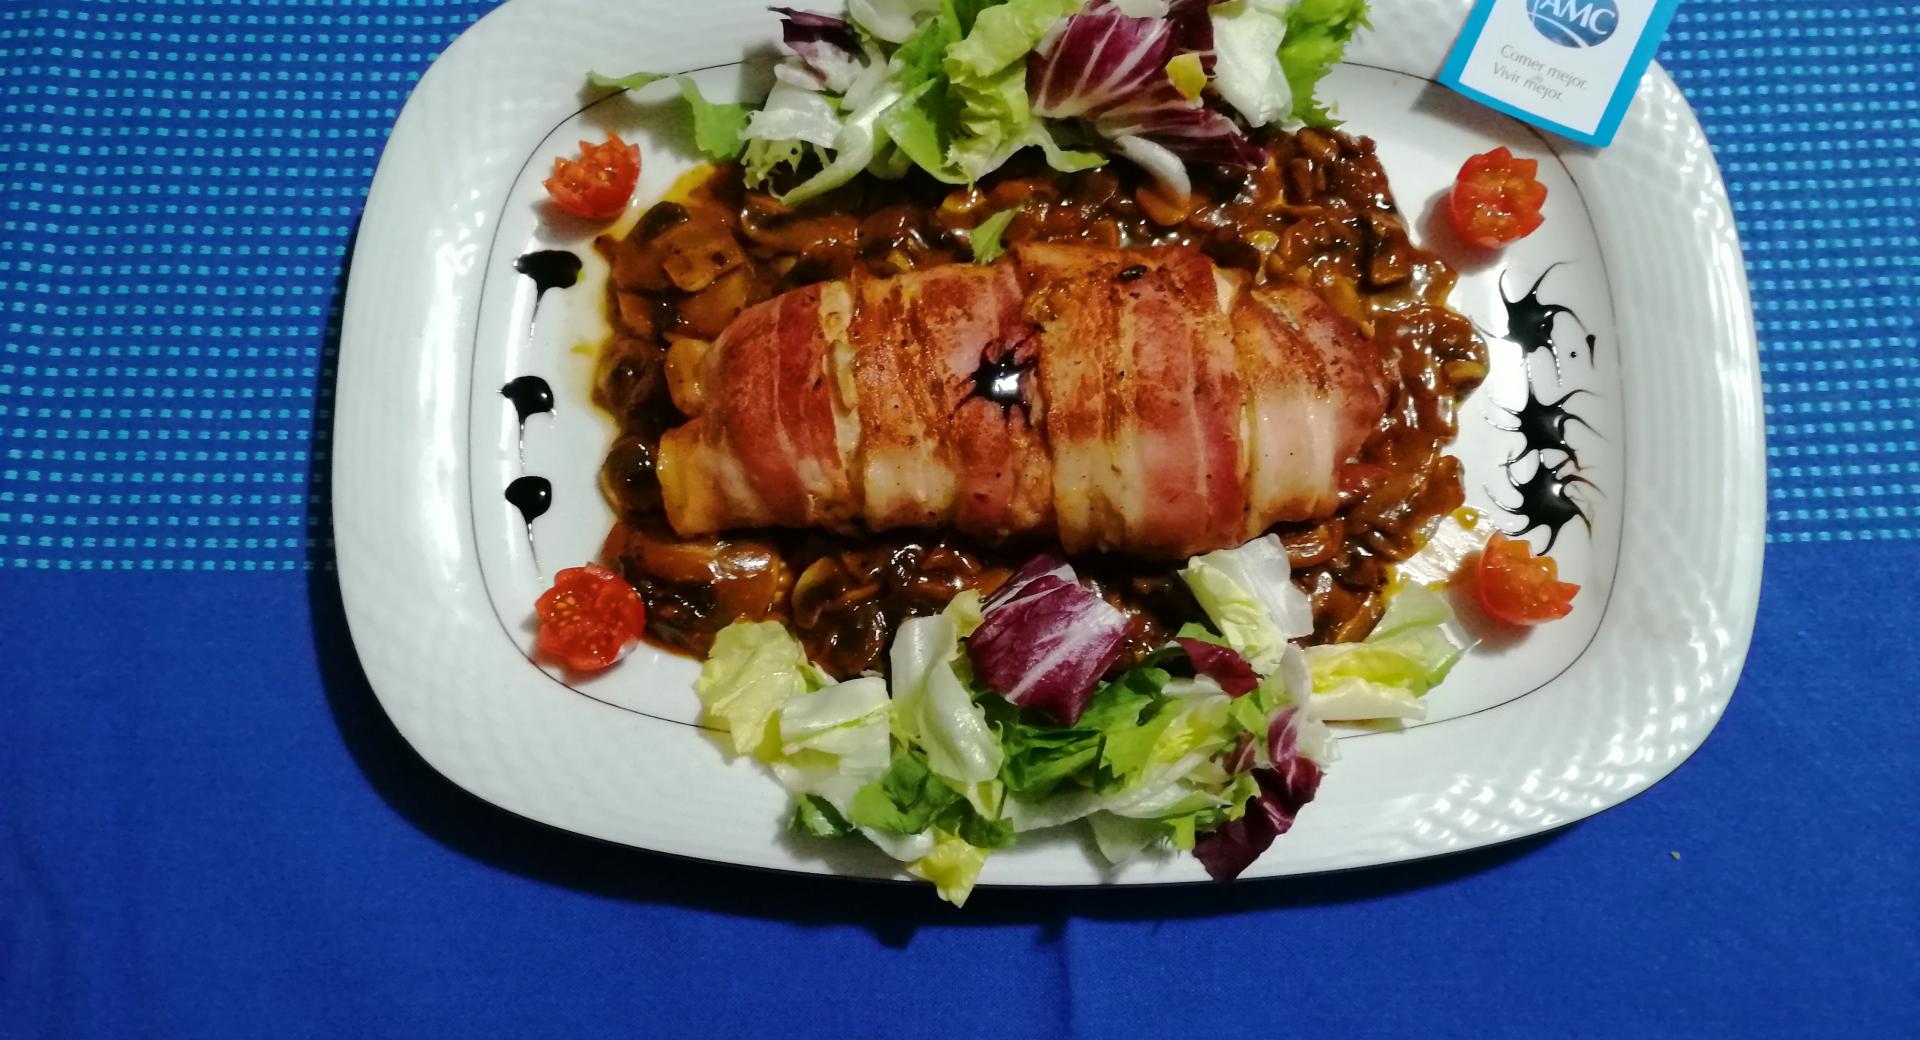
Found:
[593,129,1486,678]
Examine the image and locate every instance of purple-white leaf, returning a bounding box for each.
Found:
[1029,13,1178,119]
[773,7,866,94]
[1164,0,1217,71]
[968,555,1130,726]
[1175,637,1259,696]
[1096,90,1263,166]
[1192,706,1325,881]
[1224,731,1256,775]
[1028,6,1260,171]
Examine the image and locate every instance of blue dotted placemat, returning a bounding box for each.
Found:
[0,0,1914,571]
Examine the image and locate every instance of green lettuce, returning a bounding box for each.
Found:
[907,829,990,906]
[887,596,1003,784]
[676,77,750,160]
[1280,0,1371,126]
[1303,583,1462,721]
[778,675,892,775]
[992,666,1161,799]
[1179,535,1312,673]
[586,72,750,160]
[879,0,972,181]
[942,0,1082,179]
[968,204,1022,263]
[694,621,816,760]
[790,794,856,838]
[850,752,963,834]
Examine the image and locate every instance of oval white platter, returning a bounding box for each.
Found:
[334,0,1764,885]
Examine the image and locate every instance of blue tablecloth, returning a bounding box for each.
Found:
[2,1,1914,1035]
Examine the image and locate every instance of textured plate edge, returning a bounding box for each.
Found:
[331,0,1767,886]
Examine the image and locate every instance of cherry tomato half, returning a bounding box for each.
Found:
[1447,147,1547,249]
[543,135,641,221]
[535,563,648,671]
[1473,533,1579,626]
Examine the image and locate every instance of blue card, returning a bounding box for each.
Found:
[1438,0,1684,147]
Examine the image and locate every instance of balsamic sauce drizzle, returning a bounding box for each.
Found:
[1486,264,1602,554]
[501,375,555,426]
[505,476,553,566]
[1499,264,1597,376]
[502,250,577,567]
[1500,457,1593,553]
[1496,385,1596,466]
[514,249,583,311]
[970,354,1030,411]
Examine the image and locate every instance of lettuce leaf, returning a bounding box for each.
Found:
[586,71,750,161]
[968,203,1022,263]
[850,751,963,834]
[677,77,750,160]
[889,603,1005,783]
[942,0,1084,179]
[992,666,1159,799]
[907,829,990,906]
[790,794,856,838]
[1179,534,1312,673]
[968,554,1131,726]
[1303,583,1462,721]
[587,70,669,91]
[1209,0,1295,128]
[850,0,947,43]
[743,137,809,184]
[743,80,844,149]
[878,0,972,181]
[1175,637,1260,695]
[1280,0,1369,126]
[1087,811,1165,863]
[694,621,815,760]
[778,675,892,775]
[773,6,869,93]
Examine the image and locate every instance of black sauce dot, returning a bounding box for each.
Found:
[514,250,582,303]
[501,375,554,425]
[505,475,552,526]
[971,354,1029,410]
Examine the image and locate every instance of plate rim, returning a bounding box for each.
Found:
[332,0,1766,887]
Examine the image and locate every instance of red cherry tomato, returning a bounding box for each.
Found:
[1473,533,1579,626]
[1447,147,1547,249]
[543,135,640,221]
[535,563,648,671]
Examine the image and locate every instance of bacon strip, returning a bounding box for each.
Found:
[656,244,1385,560]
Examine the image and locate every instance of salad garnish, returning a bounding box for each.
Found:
[1473,532,1580,625]
[546,0,1589,902]
[534,563,649,671]
[1446,145,1549,249]
[543,134,641,220]
[590,0,1371,204]
[685,547,1459,904]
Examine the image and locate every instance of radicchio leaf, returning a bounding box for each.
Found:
[1096,90,1264,165]
[1029,12,1178,119]
[1175,637,1259,696]
[1192,706,1324,880]
[967,555,1130,726]
[773,6,866,94]
[1164,0,1218,71]
[1027,6,1259,170]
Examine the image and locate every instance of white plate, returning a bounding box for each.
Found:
[334,0,1763,885]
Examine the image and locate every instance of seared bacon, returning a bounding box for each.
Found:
[658,243,1385,559]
